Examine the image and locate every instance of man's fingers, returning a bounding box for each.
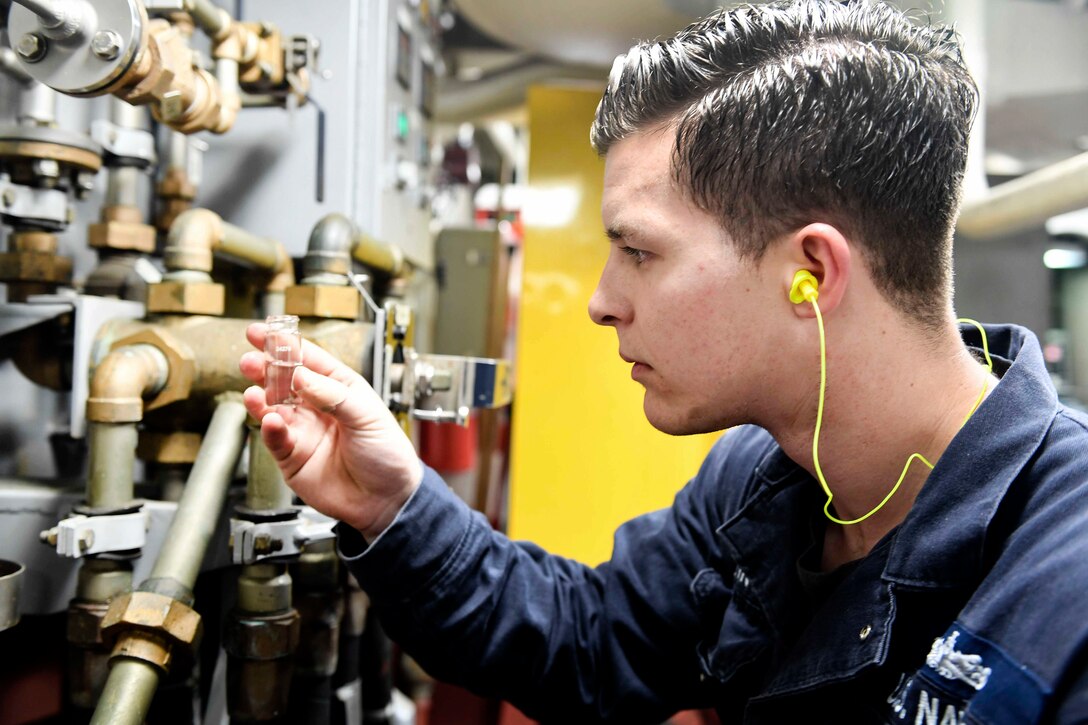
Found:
[246,322,362,388]
[259,410,297,463]
[239,351,267,386]
[292,366,374,428]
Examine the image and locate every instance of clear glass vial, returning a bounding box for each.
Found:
[265,315,302,406]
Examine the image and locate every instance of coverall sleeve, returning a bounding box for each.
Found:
[339,436,753,724]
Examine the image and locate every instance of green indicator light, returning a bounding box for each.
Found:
[397,111,410,140]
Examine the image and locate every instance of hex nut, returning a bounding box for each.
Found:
[16,33,46,63]
[284,284,360,320]
[67,602,110,647]
[88,220,156,253]
[91,30,123,61]
[223,610,300,660]
[100,591,203,670]
[0,252,72,284]
[147,280,226,316]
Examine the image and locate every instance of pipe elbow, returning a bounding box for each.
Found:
[303,213,355,280]
[87,345,170,423]
[165,209,222,274]
[266,243,295,292]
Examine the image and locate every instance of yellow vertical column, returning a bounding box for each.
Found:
[508,85,718,566]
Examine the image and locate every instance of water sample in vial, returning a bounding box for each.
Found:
[265,315,302,406]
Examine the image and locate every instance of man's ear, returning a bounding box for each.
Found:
[783,223,852,317]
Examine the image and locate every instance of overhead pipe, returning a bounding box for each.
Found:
[956,152,1088,239]
[91,394,247,725]
[306,212,409,279]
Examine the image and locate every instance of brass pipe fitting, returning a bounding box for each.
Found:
[156,166,197,233]
[100,590,202,672]
[67,559,134,710]
[88,204,156,254]
[156,208,295,310]
[88,395,246,725]
[85,343,169,511]
[87,344,170,424]
[0,230,72,301]
[90,8,237,135]
[227,564,300,721]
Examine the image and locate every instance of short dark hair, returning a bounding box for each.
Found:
[591,0,978,327]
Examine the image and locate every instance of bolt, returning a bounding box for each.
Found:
[16,33,47,63]
[253,534,284,555]
[91,30,123,61]
[78,530,95,552]
[259,21,275,38]
[160,90,183,122]
[39,529,58,546]
[32,158,60,179]
[2,189,16,208]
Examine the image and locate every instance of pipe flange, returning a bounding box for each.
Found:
[7,0,145,96]
[0,124,105,172]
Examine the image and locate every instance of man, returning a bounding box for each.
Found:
[240,1,1088,721]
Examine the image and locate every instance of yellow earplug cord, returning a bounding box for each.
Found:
[805,289,993,525]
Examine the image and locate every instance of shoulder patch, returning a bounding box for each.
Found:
[886,623,1050,725]
[925,631,992,691]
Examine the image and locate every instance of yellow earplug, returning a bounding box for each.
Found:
[789,269,819,304]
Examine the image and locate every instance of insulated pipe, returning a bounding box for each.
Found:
[165,208,295,292]
[956,151,1088,239]
[85,344,169,509]
[148,393,246,587]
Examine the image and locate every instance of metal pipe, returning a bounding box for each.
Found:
[246,426,291,511]
[89,659,160,725]
[10,0,68,28]
[149,393,246,587]
[957,151,1088,239]
[85,344,169,509]
[0,47,34,84]
[165,209,295,292]
[18,82,56,126]
[214,57,241,133]
[86,423,140,510]
[304,213,354,282]
[109,96,145,128]
[106,167,141,208]
[352,230,407,278]
[168,129,189,172]
[184,0,230,38]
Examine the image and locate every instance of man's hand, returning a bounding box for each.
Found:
[239,323,423,540]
